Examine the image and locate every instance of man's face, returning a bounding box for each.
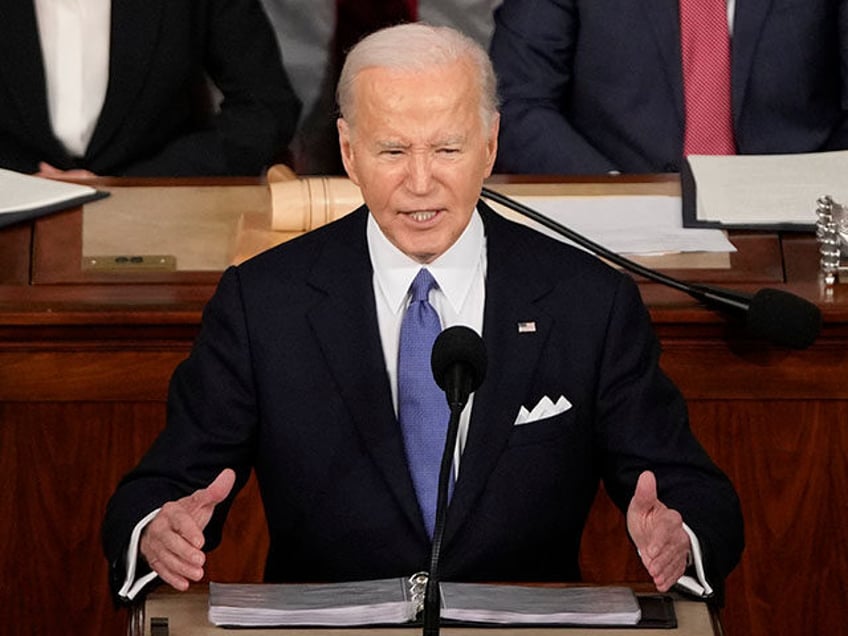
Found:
[338,58,499,264]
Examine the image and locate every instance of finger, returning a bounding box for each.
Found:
[141,513,207,588]
[64,169,97,178]
[643,541,685,579]
[145,549,201,592]
[143,503,207,562]
[160,499,208,549]
[649,550,688,592]
[639,523,689,590]
[145,545,205,592]
[157,510,209,564]
[35,162,61,177]
[642,508,685,560]
[38,161,59,174]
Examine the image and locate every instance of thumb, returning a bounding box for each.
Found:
[185,468,236,529]
[202,468,236,506]
[631,470,659,515]
[627,471,660,551]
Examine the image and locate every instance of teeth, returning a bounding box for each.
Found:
[409,211,437,222]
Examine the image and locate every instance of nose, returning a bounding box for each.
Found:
[405,152,434,195]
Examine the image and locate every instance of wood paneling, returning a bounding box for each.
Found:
[0,403,163,635]
[0,222,31,285]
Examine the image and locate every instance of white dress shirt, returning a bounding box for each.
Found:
[34,0,110,157]
[367,210,486,477]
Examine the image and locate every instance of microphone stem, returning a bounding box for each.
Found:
[422,402,463,636]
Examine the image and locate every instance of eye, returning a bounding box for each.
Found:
[437,147,461,155]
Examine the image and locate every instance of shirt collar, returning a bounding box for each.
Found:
[367,210,485,315]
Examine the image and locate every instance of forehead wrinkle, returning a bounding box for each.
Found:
[376,139,409,149]
[348,61,488,141]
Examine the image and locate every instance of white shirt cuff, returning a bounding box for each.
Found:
[117,508,161,601]
[675,523,714,598]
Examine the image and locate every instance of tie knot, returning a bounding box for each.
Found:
[409,268,438,303]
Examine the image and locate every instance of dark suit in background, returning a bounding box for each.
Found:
[0,0,301,176]
[102,202,743,599]
[490,0,848,174]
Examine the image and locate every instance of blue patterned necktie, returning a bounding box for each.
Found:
[398,268,450,538]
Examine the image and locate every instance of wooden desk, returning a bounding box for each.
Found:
[1,175,847,636]
[130,587,720,636]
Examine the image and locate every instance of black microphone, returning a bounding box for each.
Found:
[431,325,488,409]
[480,187,822,349]
[422,326,487,636]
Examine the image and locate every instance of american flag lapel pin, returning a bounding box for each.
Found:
[517,321,536,333]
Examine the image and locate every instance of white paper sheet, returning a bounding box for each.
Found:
[487,194,735,255]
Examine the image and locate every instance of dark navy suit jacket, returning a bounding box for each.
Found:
[103,203,743,600]
[0,0,300,176]
[491,0,848,174]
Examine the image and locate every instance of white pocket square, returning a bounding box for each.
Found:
[514,395,573,426]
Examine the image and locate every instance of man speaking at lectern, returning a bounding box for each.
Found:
[102,23,743,605]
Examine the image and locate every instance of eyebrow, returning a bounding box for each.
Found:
[375,136,467,150]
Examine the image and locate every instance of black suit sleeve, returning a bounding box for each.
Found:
[102,266,256,600]
[592,274,744,600]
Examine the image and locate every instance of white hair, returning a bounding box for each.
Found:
[336,22,499,131]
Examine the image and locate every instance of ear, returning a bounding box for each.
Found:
[483,113,500,178]
[337,118,361,186]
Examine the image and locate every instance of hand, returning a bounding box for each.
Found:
[35,161,97,179]
[140,468,236,591]
[626,470,690,592]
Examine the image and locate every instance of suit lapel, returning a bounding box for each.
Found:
[86,0,163,160]
[0,2,58,156]
[304,208,425,536]
[731,0,774,128]
[444,204,557,543]
[644,0,685,123]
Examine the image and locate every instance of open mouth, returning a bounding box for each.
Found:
[405,210,441,222]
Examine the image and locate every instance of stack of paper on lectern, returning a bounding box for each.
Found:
[209,578,421,627]
[682,149,848,231]
[0,168,108,229]
[208,578,642,627]
[439,583,641,625]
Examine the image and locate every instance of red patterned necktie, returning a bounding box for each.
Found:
[679,0,736,155]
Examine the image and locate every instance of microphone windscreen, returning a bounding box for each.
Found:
[431,326,487,392]
[746,288,822,349]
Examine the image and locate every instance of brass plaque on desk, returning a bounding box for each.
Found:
[83,254,177,271]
